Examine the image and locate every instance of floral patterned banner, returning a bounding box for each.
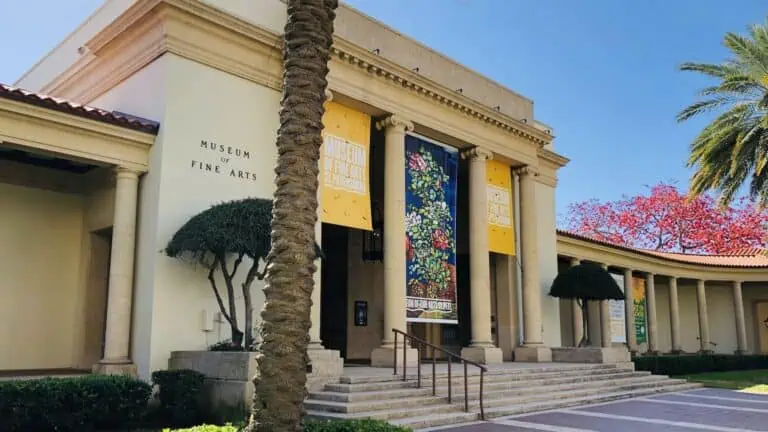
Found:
[405,135,458,324]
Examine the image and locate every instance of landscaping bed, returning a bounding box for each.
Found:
[679,369,768,394]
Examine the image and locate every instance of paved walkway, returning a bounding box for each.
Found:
[425,388,768,431]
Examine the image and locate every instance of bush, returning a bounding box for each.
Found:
[303,419,412,432]
[152,369,207,427]
[0,374,151,432]
[634,354,768,376]
[163,424,239,432]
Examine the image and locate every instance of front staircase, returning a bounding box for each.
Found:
[305,363,700,430]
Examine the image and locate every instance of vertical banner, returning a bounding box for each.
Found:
[633,277,647,344]
[320,101,372,230]
[486,159,515,255]
[405,135,459,324]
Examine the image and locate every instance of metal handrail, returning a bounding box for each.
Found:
[392,328,487,420]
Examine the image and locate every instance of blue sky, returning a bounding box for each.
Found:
[3,0,767,218]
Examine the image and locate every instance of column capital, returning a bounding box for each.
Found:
[324,88,334,103]
[513,165,539,177]
[697,279,707,285]
[461,147,494,161]
[733,280,743,286]
[669,275,678,281]
[570,257,581,266]
[376,114,414,133]
[623,268,633,276]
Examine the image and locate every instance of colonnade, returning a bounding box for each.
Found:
[565,258,750,354]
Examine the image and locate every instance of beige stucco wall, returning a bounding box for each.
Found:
[92,53,281,378]
[743,284,768,353]
[346,232,384,360]
[0,182,85,370]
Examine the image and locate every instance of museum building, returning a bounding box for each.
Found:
[1,0,767,383]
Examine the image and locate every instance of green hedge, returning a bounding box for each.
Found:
[153,369,207,427]
[164,420,411,432]
[633,354,768,376]
[0,374,151,432]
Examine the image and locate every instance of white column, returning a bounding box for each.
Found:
[668,276,682,353]
[733,280,748,354]
[599,263,612,347]
[94,167,139,375]
[461,148,502,364]
[623,268,636,352]
[570,258,583,347]
[513,166,551,362]
[371,115,417,367]
[646,273,659,354]
[697,279,711,353]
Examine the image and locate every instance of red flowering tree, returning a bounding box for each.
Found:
[562,182,768,254]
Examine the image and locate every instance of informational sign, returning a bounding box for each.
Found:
[633,277,648,344]
[486,159,515,255]
[405,134,458,324]
[320,101,372,230]
[610,274,627,343]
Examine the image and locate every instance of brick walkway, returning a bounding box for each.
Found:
[426,388,768,431]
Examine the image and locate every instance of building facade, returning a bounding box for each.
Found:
[1,0,766,382]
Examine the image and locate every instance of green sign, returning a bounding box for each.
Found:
[633,279,647,343]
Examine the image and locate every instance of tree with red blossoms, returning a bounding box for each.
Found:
[562,182,768,254]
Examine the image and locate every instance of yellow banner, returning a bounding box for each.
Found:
[320,101,372,230]
[486,159,515,255]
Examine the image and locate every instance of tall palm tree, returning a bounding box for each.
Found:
[678,19,768,206]
[247,0,338,431]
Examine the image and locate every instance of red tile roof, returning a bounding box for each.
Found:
[557,229,768,268]
[0,84,159,134]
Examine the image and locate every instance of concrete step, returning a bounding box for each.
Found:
[330,366,634,392]
[340,363,622,384]
[312,371,652,403]
[307,375,680,415]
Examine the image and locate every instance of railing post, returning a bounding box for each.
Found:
[392,331,398,376]
[480,370,485,420]
[431,346,436,396]
[463,361,469,412]
[447,356,452,404]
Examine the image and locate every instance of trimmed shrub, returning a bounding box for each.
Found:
[634,354,768,376]
[163,424,239,432]
[0,374,151,432]
[152,369,207,427]
[303,419,412,431]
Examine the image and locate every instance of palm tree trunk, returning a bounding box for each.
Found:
[248,1,338,430]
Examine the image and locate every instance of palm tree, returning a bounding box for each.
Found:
[247,0,338,431]
[677,19,768,206]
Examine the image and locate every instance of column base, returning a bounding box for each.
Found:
[514,346,552,362]
[92,360,137,377]
[461,346,503,365]
[697,349,715,355]
[734,349,750,355]
[552,346,630,364]
[669,349,685,355]
[306,348,344,392]
[371,346,419,370]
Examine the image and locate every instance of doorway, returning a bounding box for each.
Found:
[320,223,349,358]
[756,301,768,353]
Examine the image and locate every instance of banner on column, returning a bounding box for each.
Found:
[486,159,515,255]
[320,101,372,231]
[405,134,459,324]
[633,277,647,344]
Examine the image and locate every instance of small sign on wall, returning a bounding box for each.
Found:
[354,301,368,327]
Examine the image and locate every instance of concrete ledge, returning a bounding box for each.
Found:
[552,346,630,364]
[461,346,503,364]
[513,346,552,362]
[169,351,258,410]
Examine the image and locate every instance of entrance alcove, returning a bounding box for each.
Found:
[0,144,115,373]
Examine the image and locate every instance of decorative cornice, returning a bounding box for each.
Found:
[538,148,569,168]
[329,40,552,148]
[461,147,493,161]
[375,114,414,133]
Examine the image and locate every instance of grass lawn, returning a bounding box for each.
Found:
[679,370,768,394]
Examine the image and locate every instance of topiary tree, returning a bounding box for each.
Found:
[549,262,625,347]
[164,197,322,350]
